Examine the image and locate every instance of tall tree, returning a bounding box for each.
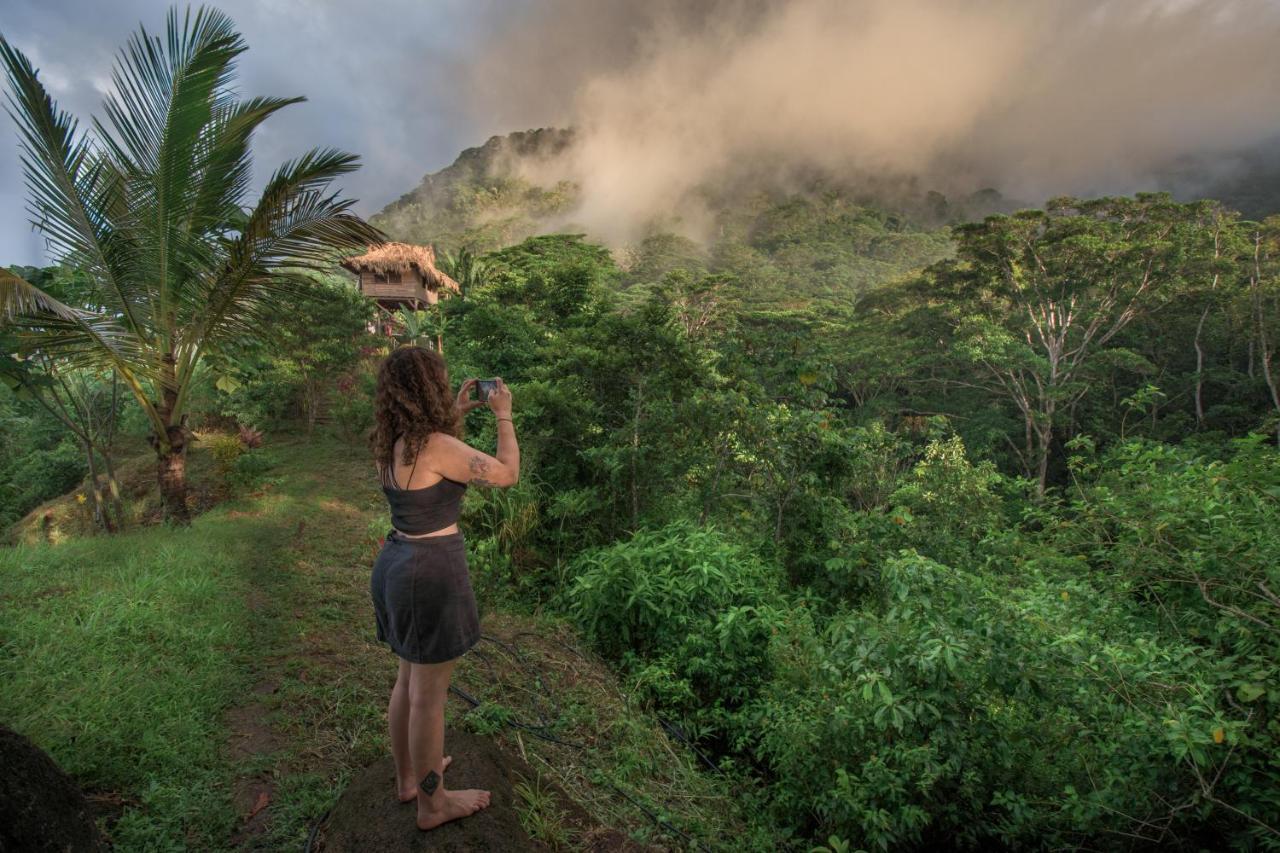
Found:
[1249,216,1280,444]
[941,194,1201,494]
[0,7,381,520]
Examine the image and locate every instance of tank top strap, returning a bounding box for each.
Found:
[403,445,421,488]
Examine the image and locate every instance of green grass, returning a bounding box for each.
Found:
[514,771,576,849]
[0,481,289,848]
[0,431,765,851]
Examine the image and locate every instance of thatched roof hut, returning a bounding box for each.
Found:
[341,242,460,310]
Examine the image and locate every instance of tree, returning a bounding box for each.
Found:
[438,245,490,299]
[0,7,380,521]
[2,265,125,531]
[941,194,1203,495]
[212,272,375,434]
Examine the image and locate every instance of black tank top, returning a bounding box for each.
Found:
[379,438,467,535]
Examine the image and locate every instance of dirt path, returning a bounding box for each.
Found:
[213,442,723,850]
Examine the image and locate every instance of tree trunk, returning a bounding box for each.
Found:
[304,379,318,436]
[1035,421,1053,498]
[82,443,113,533]
[102,453,124,532]
[699,434,731,526]
[153,353,191,522]
[1194,225,1221,430]
[1251,233,1280,446]
[156,425,190,523]
[630,380,643,530]
[1193,303,1210,429]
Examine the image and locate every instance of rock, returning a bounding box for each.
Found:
[0,723,105,853]
[315,728,546,853]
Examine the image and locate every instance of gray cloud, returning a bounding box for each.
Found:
[7,1,1280,264]
[457,0,1280,244]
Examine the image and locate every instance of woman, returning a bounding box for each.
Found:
[368,345,520,831]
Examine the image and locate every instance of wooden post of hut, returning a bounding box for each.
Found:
[340,242,461,351]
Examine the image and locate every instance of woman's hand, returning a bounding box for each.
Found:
[487,377,512,418]
[456,378,487,414]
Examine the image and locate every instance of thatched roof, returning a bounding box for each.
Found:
[340,242,460,292]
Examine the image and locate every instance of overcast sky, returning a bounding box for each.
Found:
[7,1,1280,266]
[0,0,532,267]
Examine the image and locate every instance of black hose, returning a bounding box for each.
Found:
[453,634,715,851]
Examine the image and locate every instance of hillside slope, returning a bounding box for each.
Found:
[0,433,760,851]
[370,128,1000,308]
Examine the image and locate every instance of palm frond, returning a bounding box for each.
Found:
[0,267,86,323]
[0,34,150,340]
[184,95,305,235]
[190,147,381,350]
[0,267,154,382]
[91,6,247,346]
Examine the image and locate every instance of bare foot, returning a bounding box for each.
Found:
[397,755,452,803]
[416,787,491,831]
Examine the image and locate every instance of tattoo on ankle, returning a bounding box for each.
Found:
[419,769,441,796]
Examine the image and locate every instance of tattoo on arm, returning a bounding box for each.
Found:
[469,454,498,487]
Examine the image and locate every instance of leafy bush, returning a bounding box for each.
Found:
[565,521,787,742]
[1045,435,1280,849]
[0,437,86,530]
[202,432,277,495]
[226,450,279,493]
[743,550,1226,851]
[328,360,378,443]
[204,433,245,475]
[815,430,1006,604]
[886,433,1004,566]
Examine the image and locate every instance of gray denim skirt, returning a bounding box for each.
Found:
[370,529,481,664]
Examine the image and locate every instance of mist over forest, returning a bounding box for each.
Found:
[438,0,1280,242]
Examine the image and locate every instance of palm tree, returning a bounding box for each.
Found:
[391,306,437,349]
[439,245,490,299]
[0,6,383,521]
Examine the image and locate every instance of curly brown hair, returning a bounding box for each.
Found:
[369,345,462,471]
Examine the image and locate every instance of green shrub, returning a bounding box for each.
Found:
[564,521,787,741]
[886,433,1004,566]
[204,433,245,476]
[1045,434,1280,849]
[226,449,279,493]
[743,550,1225,851]
[815,432,1006,605]
[1,438,85,529]
[329,360,378,443]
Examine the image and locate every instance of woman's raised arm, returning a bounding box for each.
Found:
[431,378,519,487]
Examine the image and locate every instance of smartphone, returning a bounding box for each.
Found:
[476,378,499,402]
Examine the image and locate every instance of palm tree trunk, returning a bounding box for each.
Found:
[156,423,190,523]
[154,365,191,522]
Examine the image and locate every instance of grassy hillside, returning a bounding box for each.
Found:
[0,433,763,851]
